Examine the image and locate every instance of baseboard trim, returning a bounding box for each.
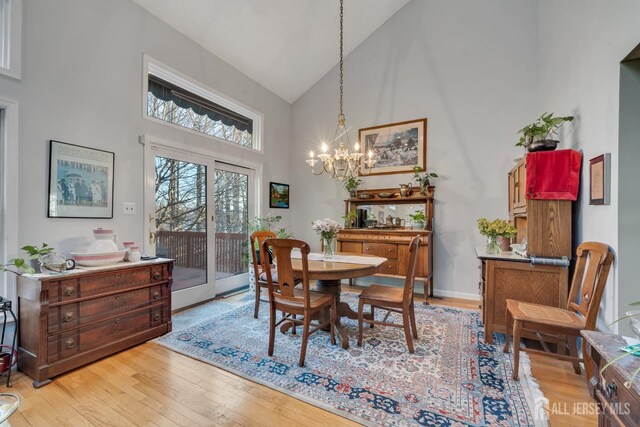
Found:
[342,279,479,302]
[432,289,480,301]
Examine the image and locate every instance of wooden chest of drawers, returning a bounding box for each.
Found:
[18,260,172,387]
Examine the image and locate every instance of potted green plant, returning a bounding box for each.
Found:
[516,112,574,152]
[600,301,640,388]
[1,243,55,275]
[343,177,362,198]
[409,210,427,230]
[342,211,358,229]
[412,166,438,196]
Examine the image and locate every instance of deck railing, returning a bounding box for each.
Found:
[155,230,247,274]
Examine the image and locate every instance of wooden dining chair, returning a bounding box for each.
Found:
[250,231,302,319]
[357,236,421,353]
[261,238,337,367]
[504,242,613,380]
[250,231,276,318]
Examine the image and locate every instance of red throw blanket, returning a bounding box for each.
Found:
[526,149,581,200]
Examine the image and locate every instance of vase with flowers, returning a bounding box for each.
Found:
[477,218,517,255]
[312,218,343,259]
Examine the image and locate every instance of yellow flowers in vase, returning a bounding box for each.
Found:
[477,218,517,254]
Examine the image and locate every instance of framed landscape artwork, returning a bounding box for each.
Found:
[48,140,115,218]
[359,118,427,176]
[269,182,290,209]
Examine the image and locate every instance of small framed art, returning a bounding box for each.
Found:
[359,118,427,176]
[269,182,290,209]
[48,140,115,218]
[589,153,610,205]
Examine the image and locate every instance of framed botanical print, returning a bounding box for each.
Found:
[48,140,115,218]
[589,153,610,205]
[359,118,427,176]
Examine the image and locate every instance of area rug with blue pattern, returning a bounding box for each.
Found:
[155,292,548,426]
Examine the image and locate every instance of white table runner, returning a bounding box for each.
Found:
[291,251,386,267]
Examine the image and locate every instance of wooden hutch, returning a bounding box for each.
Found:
[337,188,434,301]
[477,155,573,344]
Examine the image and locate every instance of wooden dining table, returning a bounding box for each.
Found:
[288,252,387,349]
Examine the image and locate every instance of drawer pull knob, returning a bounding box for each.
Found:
[115,318,121,324]
[152,291,161,300]
[114,295,120,300]
[65,338,75,349]
[116,274,120,278]
[153,313,160,321]
[63,312,74,322]
[606,382,617,399]
[153,272,161,280]
[65,287,75,296]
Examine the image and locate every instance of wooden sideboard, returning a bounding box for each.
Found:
[476,248,568,344]
[583,331,640,426]
[337,229,433,301]
[17,259,173,387]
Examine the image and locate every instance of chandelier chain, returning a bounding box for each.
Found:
[305,0,375,179]
[339,0,344,116]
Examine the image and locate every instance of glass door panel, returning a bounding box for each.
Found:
[155,156,209,292]
[214,164,252,294]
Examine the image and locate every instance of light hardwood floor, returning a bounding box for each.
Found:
[2,288,596,426]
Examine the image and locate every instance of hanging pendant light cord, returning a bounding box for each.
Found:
[339,0,344,117]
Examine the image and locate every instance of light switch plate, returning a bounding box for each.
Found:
[123,202,136,215]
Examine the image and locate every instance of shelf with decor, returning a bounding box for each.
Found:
[338,187,435,302]
[343,188,434,231]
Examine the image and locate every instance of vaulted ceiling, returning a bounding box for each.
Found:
[131,0,410,103]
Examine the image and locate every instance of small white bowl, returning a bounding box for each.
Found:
[71,250,127,267]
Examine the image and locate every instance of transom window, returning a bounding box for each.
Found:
[144,58,261,150]
[0,0,22,79]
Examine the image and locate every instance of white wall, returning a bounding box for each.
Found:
[537,0,640,330]
[0,0,292,287]
[290,0,539,299]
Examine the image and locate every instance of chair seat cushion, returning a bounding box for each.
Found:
[506,299,586,330]
[359,284,404,304]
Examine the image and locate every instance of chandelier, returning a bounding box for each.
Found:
[306,0,375,181]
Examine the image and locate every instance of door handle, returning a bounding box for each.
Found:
[149,230,156,244]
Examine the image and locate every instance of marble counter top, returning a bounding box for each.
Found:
[475,246,529,262]
[22,257,173,279]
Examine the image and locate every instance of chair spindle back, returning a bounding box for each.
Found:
[566,242,613,330]
[262,239,311,308]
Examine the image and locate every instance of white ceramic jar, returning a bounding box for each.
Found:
[128,246,141,262]
[86,228,118,253]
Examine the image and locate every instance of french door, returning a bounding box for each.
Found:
[144,145,254,310]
